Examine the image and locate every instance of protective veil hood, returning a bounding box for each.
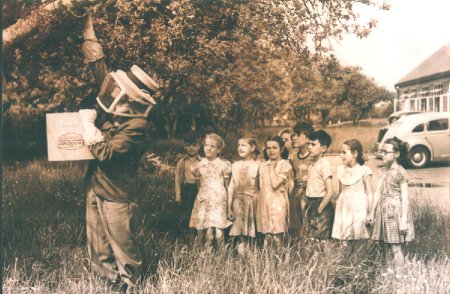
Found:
[96,66,158,118]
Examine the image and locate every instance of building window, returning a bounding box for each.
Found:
[444,96,448,112]
[421,87,430,97]
[433,84,443,96]
[410,100,415,111]
[428,98,433,111]
[421,99,427,111]
[434,97,440,112]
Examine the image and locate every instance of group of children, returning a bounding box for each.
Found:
[174,122,414,267]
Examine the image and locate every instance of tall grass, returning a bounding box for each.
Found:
[3,158,450,293]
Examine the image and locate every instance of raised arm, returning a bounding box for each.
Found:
[82,14,109,88]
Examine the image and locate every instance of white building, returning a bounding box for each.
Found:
[394,41,450,112]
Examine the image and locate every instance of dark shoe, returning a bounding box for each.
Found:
[109,281,128,293]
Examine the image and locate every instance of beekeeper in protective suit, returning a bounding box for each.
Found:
[79,14,158,292]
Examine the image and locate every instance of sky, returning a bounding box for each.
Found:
[332,0,450,90]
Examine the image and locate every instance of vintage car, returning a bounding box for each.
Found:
[375,111,423,151]
[377,112,450,168]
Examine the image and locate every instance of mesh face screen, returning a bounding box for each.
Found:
[97,75,120,110]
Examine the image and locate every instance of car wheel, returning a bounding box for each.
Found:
[408,146,430,168]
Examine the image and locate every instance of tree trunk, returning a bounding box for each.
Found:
[172,116,178,137]
[191,113,196,131]
[320,109,330,126]
[3,0,102,53]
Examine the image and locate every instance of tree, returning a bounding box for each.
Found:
[339,67,395,125]
[3,0,103,53]
[3,0,390,139]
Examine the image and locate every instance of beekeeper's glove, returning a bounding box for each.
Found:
[79,109,104,145]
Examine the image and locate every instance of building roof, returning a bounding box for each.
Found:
[396,41,450,87]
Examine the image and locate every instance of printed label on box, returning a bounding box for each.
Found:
[46,113,94,161]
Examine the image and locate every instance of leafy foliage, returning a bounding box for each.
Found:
[339,66,395,125]
[3,0,393,157]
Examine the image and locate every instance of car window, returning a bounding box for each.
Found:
[388,117,398,124]
[412,123,424,133]
[427,118,449,131]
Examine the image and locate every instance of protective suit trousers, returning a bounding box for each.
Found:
[86,189,143,286]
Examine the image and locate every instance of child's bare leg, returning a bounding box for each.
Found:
[215,228,224,249]
[392,244,405,268]
[273,234,282,247]
[264,234,279,247]
[205,228,214,246]
[237,237,246,255]
[263,234,269,247]
[195,229,204,245]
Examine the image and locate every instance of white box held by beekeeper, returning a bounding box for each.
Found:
[46,112,94,161]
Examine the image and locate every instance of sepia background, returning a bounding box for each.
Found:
[3,0,449,293]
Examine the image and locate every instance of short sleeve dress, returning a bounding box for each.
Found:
[229,160,260,237]
[332,164,372,240]
[372,164,415,243]
[189,157,232,230]
[256,159,293,234]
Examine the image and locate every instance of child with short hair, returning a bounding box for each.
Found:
[175,132,201,238]
[288,122,315,237]
[278,128,293,153]
[304,130,334,239]
[368,137,414,268]
[332,139,373,241]
[190,133,232,247]
[227,134,260,254]
[256,136,293,246]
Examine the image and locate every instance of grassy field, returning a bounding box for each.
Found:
[3,156,450,293]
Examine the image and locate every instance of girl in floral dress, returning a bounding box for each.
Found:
[227,135,260,255]
[256,136,293,246]
[332,139,374,241]
[368,137,414,268]
[190,133,232,247]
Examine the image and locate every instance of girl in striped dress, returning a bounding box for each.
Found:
[368,137,414,268]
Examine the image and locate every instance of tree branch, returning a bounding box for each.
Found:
[3,0,102,53]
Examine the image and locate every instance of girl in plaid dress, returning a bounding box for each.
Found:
[368,137,414,268]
